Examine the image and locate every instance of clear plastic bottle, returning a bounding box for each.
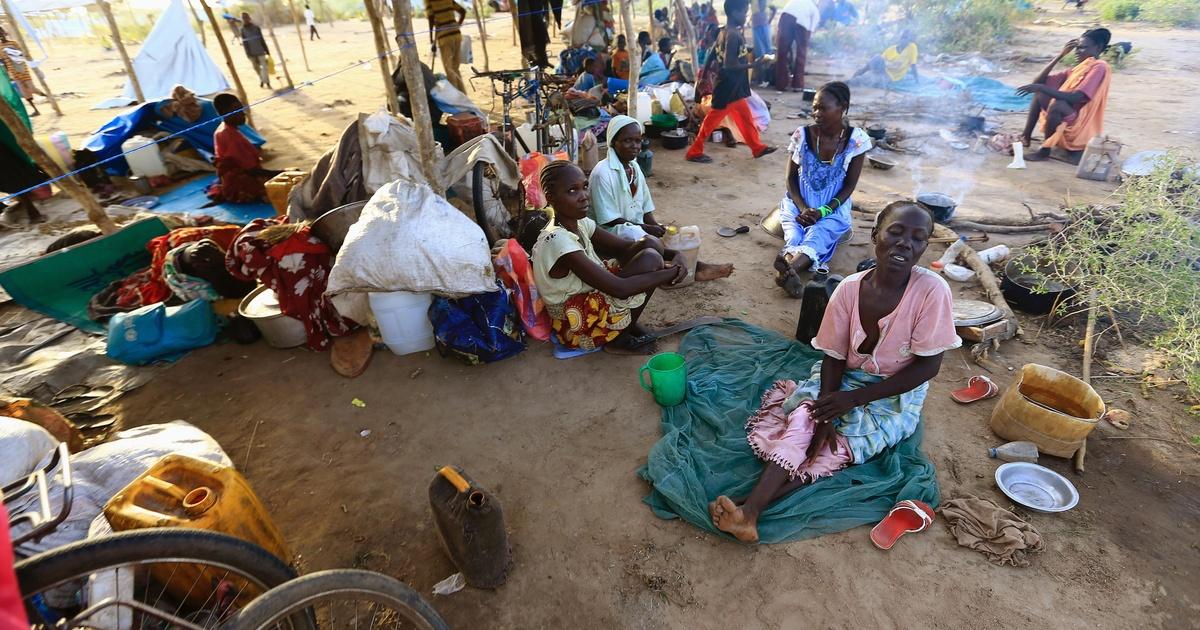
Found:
[989,441,1040,464]
[937,238,969,267]
[940,262,975,282]
[977,244,1010,265]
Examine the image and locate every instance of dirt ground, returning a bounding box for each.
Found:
[14,1,1200,628]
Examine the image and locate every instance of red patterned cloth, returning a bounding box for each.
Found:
[109,226,241,311]
[225,217,355,350]
[208,122,267,203]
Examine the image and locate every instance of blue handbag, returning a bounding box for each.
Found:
[106,300,218,365]
[428,288,524,365]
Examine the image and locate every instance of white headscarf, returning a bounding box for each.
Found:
[606,114,642,149]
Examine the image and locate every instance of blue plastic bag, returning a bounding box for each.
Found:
[428,288,524,365]
[106,300,218,365]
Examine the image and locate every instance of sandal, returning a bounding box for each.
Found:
[870,499,935,550]
[686,154,713,164]
[951,375,998,404]
[781,270,805,298]
[330,329,374,378]
[753,146,778,159]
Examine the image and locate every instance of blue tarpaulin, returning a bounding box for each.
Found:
[888,75,1033,112]
[81,98,266,175]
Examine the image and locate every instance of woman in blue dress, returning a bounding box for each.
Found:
[774,81,871,297]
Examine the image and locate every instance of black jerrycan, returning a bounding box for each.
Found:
[428,466,512,589]
[795,271,843,345]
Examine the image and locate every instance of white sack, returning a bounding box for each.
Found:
[7,421,231,556]
[326,180,497,323]
[0,417,59,487]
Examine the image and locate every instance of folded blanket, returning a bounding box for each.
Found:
[638,319,940,544]
[940,495,1045,567]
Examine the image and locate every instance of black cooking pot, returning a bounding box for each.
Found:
[917,193,957,224]
[1000,256,1075,315]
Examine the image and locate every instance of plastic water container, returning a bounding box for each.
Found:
[121,135,167,177]
[662,225,700,288]
[636,92,653,124]
[369,291,436,355]
[104,453,290,608]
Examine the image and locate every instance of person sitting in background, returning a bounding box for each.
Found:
[637,31,654,62]
[1016,28,1113,163]
[711,201,960,543]
[390,59,450,145]
[532,161,687,354]
[591,117,736,281]
[852,30,918,85]
[611,34,631,80]
[774,81,870,297]
[0,64,44,223]
[657,37,674,68]
[574,57,599,91]
[207,93,274,204]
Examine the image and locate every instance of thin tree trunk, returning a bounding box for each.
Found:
[393,0,443,193]
[471,0,490,71]
[619,0,641,120]
[287,0,310,71]
[257,0,294,89]
[96,0,144,102]
[364,0,400,115]
[199,0,253,127]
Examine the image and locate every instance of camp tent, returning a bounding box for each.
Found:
[116,0,229,105]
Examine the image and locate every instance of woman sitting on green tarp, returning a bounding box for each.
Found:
[710,201,960,543]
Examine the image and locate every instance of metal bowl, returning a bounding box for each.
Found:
[995,462,1079,513]
[868,155,896,170]
[311,201,367,254]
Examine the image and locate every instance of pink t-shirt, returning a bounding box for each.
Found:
[811,266,961,376]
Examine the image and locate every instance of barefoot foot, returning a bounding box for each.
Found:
[709,499,723,527]
[715,496,759,543]
[695,261,734,282]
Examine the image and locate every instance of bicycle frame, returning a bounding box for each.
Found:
[3,443,73,554]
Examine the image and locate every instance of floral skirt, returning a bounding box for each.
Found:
[746,380,853,482]
[547,289,635,350]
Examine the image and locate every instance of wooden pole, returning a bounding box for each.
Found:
[199,0,253,127]
[96,0,144,103]
[377,0,395,66]
[186,0,207,46]
[1,0,61,115]
[511,1,517,47]
[619,0,640,120]
[392,0,443,193]
[286,0,310,72]
[363,0,399,115]
[674,0,699,89]
[471,0,490,71]
[257,0,294,89]
[0,98,115,233]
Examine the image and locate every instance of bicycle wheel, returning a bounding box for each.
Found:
[17,528,301,629]
[472,160,518,247]
[224,569,448,630]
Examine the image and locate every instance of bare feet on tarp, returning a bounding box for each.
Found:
[714,495,760,543]
[694,261,734,282]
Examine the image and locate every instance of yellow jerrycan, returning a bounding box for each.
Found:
[104,454,290,607]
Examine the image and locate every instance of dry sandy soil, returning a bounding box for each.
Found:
[12,1,1200,628]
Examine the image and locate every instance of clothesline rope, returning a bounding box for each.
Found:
[1,0,630,205]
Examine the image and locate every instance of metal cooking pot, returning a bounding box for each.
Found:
[1000,256,1074,315]
[917,193,957,224]
[311,201,367,254]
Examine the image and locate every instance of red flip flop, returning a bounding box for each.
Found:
[870,499,936,550]
[951,375,998,404]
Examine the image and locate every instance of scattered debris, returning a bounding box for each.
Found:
[432,572,466,596]
[351,398,366,408]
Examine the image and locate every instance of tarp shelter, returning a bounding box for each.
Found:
[106,0,230,107]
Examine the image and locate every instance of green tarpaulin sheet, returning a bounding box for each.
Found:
[0,217,170,333]
[638,319,940,544]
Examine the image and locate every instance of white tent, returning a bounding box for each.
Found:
[120,0,229,103]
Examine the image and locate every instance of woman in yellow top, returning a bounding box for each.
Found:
[852,31,918,85]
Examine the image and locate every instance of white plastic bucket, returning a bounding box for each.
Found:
[369,291,435,356]
[121,136,167,177]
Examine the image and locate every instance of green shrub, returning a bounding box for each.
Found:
[889,0,1030,53]
[1098,0,1200,26]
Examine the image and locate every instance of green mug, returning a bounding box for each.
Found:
[639,352,687,407]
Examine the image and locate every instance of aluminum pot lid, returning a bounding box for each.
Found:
[953,299,1002,326]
